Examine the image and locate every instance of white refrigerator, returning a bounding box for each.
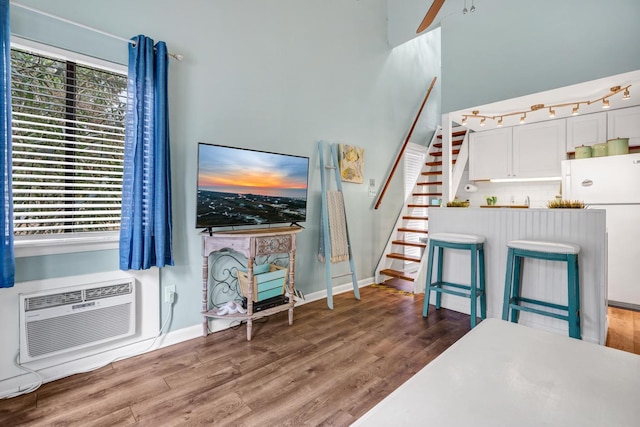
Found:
[562,153,640,308]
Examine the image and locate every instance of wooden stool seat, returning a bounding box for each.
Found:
[503,239,581,339]
[422,233,486,328]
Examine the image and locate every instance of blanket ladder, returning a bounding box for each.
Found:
[318,141,360,309]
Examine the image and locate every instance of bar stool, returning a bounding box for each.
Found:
[422,233,486,328]
[502,240,581,339]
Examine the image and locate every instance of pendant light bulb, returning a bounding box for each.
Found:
[520,113,526,124]
[497,117,503,127]
[623,88,630,99]
[461,115,467,125]
[572,104,580,115]
[470,0,476,12]
[602,99,610,109]
[549,108,556,118]
[480,117,486,126]
[463,0,468,14]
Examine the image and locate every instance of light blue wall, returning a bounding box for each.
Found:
[441,0,640,112]
[15,250,119,282]
[9,1,441,331]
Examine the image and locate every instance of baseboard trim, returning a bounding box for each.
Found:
[608,300,640,312]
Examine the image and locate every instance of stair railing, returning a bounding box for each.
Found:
[374,76,437,210]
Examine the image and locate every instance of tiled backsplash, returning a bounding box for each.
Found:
[456,171,561,208]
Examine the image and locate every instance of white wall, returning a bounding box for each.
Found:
[457,171,560,209]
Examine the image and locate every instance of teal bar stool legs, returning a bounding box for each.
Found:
[422,233,487,328]
[502,240,581,339]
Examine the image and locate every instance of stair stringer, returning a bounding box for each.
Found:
[374,126,440,284]
[375,125,469,292]
[450,130,470,202]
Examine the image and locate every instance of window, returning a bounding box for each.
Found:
[10,42,127,254]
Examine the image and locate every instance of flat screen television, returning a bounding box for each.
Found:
[196,143,309,229]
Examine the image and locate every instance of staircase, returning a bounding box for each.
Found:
[375,126,469,290]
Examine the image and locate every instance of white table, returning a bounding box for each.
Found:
[352,319,640,427]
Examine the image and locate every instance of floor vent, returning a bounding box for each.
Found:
[19,279,136,364]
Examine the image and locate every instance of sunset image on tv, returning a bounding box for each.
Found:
[196,144,309,228]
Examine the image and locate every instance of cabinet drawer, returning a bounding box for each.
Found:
[255,235,293,255]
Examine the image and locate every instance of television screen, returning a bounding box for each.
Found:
[196,143,309,228]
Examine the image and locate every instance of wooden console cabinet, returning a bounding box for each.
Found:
[201,226,303,341]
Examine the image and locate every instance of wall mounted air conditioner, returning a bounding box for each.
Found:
[19,279,136,364]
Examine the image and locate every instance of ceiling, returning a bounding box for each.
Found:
[450,69,640,132]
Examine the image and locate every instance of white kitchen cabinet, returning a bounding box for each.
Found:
[513,120,566,178]
[607,105,640,146]
[469,127,512,180]
[566,112,607,153]
[469,120,565,180]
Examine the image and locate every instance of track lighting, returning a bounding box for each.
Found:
[470,0,476,12]
[459,84,631,127]
[463,0,468,14]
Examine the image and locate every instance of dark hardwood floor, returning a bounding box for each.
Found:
[0,286,638,426]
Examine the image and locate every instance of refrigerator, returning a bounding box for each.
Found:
[562,152,640,308]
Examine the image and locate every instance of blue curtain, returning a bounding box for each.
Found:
[119,35,174,270]
[0,0,14,288]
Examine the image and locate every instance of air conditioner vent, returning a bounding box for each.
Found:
[25,291,83,312]
[85,282,132,301]
[19,278,136,363]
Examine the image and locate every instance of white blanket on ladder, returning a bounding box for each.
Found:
[318,190,350,263]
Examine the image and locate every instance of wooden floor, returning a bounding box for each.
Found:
[0,286,638,426]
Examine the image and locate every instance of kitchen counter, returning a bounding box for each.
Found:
[479,205,529,208]
[426,207,607,344]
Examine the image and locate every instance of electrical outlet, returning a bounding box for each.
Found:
[164,285,176,303]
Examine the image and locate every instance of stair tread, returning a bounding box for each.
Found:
[430,149,461,157]
[392,240,427,248]
[436,129,467,139]
[387,253,422,263]
[398,227,429,234]
[426,160,457,166]
[433,140,463,148]
[380,269,416,282]
[413,192,442,196]
[417,181,443,186]
[422,171,442,176]
[402,216,429,220]
[408,204,431,208]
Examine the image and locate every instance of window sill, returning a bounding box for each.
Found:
[14,232,119,258]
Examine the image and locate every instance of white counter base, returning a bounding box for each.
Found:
[424,208,607,344]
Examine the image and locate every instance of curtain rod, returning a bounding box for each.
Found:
[10,1,184,61]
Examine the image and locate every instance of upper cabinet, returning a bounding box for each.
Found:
[469,120,565,180]
[469,128,511,180]
[607,105,640,147]
[513,120,566,178]
[566,112,607,153]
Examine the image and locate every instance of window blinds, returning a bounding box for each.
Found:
[10,48,127,235]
